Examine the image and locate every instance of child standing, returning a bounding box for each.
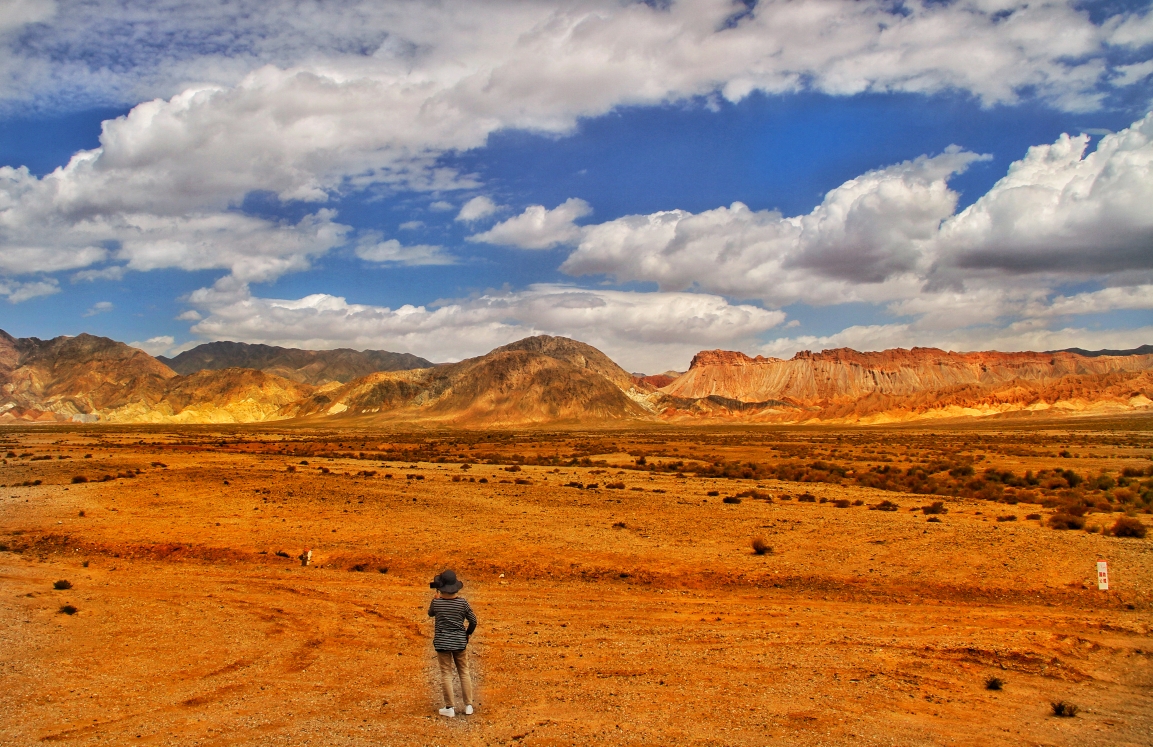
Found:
[427,569,477,718]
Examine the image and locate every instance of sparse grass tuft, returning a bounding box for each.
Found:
[1050,700,1078,718]
[1109,517,1147,538]
[985,676,1004,691]
[53,580,72,590]
[751,538,773,555]
[1048,513,1085,530]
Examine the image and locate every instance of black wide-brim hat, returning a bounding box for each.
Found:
[435,569,463,593]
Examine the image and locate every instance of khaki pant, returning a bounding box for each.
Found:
[437,650,474,708]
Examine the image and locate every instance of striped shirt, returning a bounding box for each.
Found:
[428,596,477,652]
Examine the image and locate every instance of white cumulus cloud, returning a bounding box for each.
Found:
[182,281,785,372]
[354,235,455,266]
[469,198,592,249]
[455,196,501,223]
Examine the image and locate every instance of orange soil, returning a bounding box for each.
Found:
[1,425,1151,746]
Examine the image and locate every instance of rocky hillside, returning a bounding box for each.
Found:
[662,348,1153,403]
[0,331,311,424]
[292,338,647,425]
[159,341,432,385]
[0,331,177,422]
[653,347,1153,422]
[2,328,1150,425]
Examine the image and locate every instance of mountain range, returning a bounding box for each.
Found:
[1,329,1150,425]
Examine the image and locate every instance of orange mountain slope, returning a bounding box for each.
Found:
[661,347,1153,406]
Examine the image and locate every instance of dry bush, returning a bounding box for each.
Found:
[514,478,532,485]
[798,493,816,503]
[1109,517,1147,538]
[478,478,488,484]
[833,499,851,508]
[1050,701,1078,718]
[872,500,899,511]
[927,516,942,523]
[275,550,290,558]
[1048,513,1086,530]
[751,538,773,555]
[58,604,77,615]
[451,475,461,482]
[606,482,626,489]
[53,580,72,590]
[565,481,583,489]
[586,483,599,490]
[1025,513,1042,520]
[922,501,947,515]
[612,521,627,529]
[70,475,87,484]
[285,465,295,472]
[985,676,1004,691]
[505,465,522,472]
[723,496,742,504]
[706,490,720,496]
[349,563,368,572]
[996,515,1017,522]
[852,499,864,506]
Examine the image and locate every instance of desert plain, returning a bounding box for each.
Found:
[1,419,1151,746]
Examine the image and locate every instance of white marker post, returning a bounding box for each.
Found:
[1096,560,1109,591]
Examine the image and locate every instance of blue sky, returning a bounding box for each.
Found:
[1,1,1152,372]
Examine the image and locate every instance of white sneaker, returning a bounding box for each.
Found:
[464,705,474,715]
[438,707,455,718]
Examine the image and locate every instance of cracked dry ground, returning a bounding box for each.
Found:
[1,428,1151,746]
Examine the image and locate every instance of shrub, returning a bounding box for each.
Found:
[852,499,864,506]
[451,475,461,482]
[996,515,1017,522]
[1026,513,1042,520]
[1109,517,1147,538]
[1050,701,1078,718]
[751,538,773,555]
[706,490,720,497]
[566,481,584,489]
[927,516,942,523]
[606,482,626,489]
[78,510,85,517]
[58,604,78,615]
[798,494,816,503]
[275,550,290,558]
[53,580,72,590]
[873,500,899,511]
[71,475,88,484]
[378,567,389,574]
[922,502,947,515]
[350,563,367,572]
[1049,513,1085,530]
[833,499,851,508]
[514,478,531,485]
[505,465,522,472]
[81,560,89,568]
[613,521,627,529]
[478,478,488,484]
[985,676,1004,691]
[285,465,295,472]
[586,483,599,490]
[723,496,742,504]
